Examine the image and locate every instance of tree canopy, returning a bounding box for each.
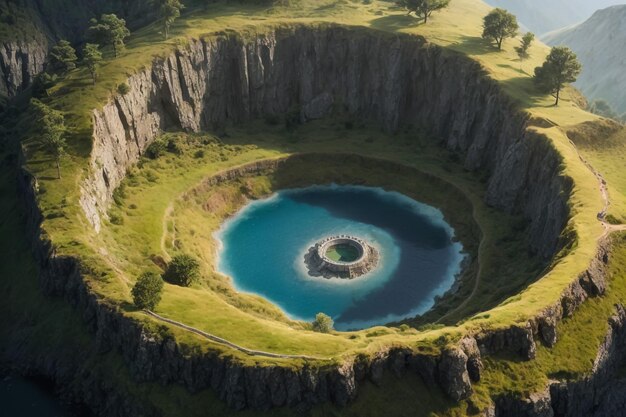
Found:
[396,0,451,23]
[87,14,130,57]
[163,254,200,287]
[515,32,535,61]
[49,40,77,74]
[482,8,519,50]
[30,99,67,179]
[132,271,164,310]
[82,43,103,85]
[312,313,334,333]
[534,46,582,106]
[156,0,185,40]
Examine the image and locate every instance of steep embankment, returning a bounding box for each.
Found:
[544,5,626,115]
[0,0,156,98]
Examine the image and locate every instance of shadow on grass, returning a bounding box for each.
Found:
[449,35,497,55]
[369,14,421,32]
[499,76,554,109]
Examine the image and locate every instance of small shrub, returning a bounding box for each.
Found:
[166,137,182,154]
[117,83,130,95]
[113,183,126,206]
[312,312,334,333]
[109,212,124,225]
[131,271,164,310]
[163,254,200,287]
[194,149,205,159]
[145,170,159,183]
[146,140,166,159]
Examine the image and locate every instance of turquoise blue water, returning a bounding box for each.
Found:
[216,185,465,330]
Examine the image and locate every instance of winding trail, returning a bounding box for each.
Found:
[143,310,330,361]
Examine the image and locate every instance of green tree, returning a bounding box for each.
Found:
[515,32,535,61]
[87,14,130,57]
[482,8,519,50]
[31,99,67,179]
[163,254,200,287]
[131,271,164,310]
[49,40,77,74]
[534,46,582,106]
[312,313,334,333]
[82,43,103,85]
[397,0,450,23]
[157,0,184,40]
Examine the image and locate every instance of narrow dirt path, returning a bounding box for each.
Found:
[143,310,330,361]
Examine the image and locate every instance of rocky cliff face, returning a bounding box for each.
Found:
[0,36,48,97]
[83,25,567,262]
[487,304,626,417]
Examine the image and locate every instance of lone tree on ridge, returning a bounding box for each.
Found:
[534,46,582,106]
[82,43,103,85]
[48,40,78,74]
[132,271,164,310]
[396,0,451,24]
[87,14,130,57]
[516,32,535,62]
[312,313,334,333]
[30,99,67,179]
[156,0,185,40]
[482,8,519,50]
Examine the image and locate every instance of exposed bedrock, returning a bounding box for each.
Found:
[487,304,626,417]
[83,25,567,263]
[18,25,617,412]
[0,37,48,97]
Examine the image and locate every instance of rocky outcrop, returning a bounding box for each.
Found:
[0,37,48,97]
[489,304,626,417]
[82,25,568,260]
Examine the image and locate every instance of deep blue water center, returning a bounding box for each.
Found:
[216,185,465,330]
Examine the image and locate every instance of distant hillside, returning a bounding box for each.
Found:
[544,5,626,115]
[483,0,625,35]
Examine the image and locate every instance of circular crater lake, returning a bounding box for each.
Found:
[216,185,465,330]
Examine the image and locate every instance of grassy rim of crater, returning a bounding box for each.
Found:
[20,0,606,362]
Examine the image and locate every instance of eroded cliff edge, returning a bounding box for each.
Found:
[17,24,618,413]
[82,25,566,261]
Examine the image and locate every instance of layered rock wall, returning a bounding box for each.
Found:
[83,26,567,261]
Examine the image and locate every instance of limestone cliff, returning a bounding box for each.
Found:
[83,25,567,262]
[0,36,48,97]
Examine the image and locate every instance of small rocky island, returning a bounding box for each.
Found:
[305,235,379,279]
